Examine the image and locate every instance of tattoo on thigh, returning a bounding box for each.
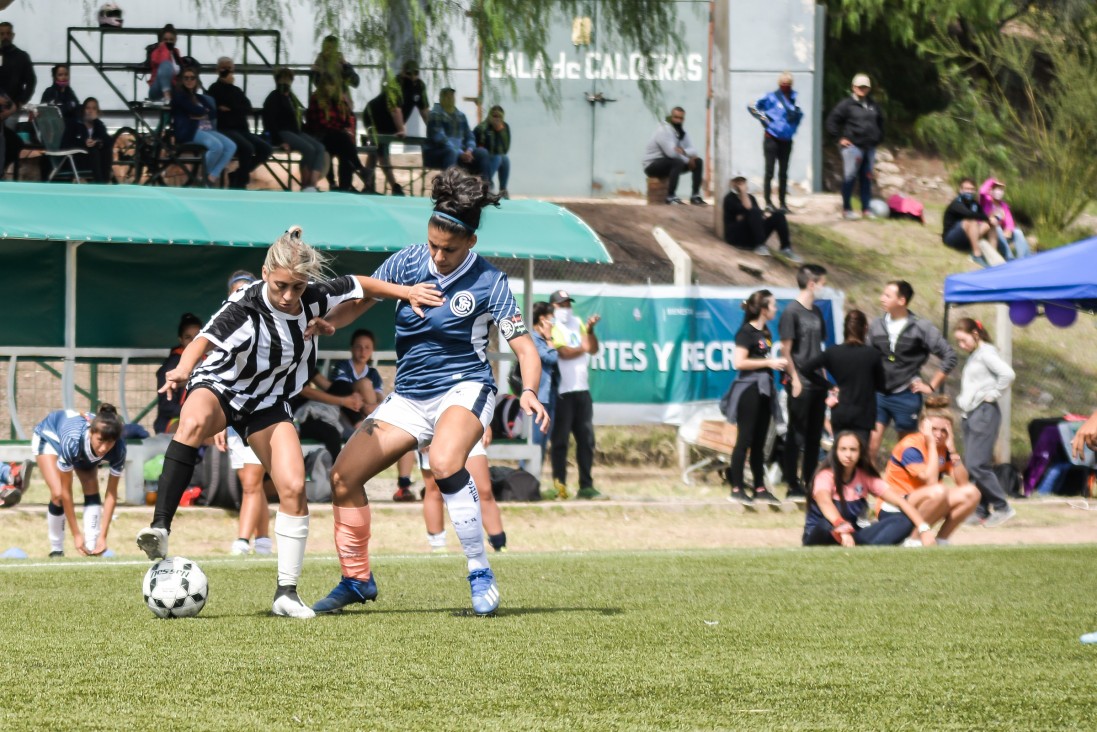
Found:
[359,418,378,436]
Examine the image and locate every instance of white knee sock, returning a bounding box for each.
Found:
[47,507,65,553]
[83,504,102,552]
[441,478,489,572]
[274,512,309,587]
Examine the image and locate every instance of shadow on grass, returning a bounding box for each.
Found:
[236,606,625,619]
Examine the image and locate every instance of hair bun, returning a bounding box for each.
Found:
[97,403,118,415]
[285,225,303,240]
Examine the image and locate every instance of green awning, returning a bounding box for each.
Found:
[0,182,611,262]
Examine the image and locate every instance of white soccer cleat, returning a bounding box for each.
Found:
[136,527,169,560]
[230,539,250,556]
[272,586,316,619]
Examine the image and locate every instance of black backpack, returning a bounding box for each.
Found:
[489,466,541,501]
[993,463,1023,498]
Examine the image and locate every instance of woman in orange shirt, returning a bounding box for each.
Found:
[883,396,980,545]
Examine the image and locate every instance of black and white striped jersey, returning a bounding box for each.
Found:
[189,276,364,413]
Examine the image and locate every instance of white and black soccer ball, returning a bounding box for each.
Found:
[142,557,209,618]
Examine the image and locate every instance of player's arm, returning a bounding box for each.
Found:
[57,469,88,556]
[811,478,854,548]
[878,482,934,546]
[159,336,215,400]
[510,333,550,433]
[942,423,968,485]
[93,473,120,555]
[1072,409,1097,459]
[310,297,377,334]
[352,275,443,317]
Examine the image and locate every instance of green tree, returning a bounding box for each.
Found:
[189,0,684,110]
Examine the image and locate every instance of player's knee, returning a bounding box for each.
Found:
[959,483,981,505]
[278,476,306,503]
[329,468,356,501]
[175,414,210,442]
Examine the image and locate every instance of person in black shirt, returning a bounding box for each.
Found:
[363,81,406,195]
[779,264,828,501]
[397,60,430,131]
[825,72,884,220]
[721,173,801,260]
[262,67,329,191]
[40,65,81,122]
[941,177,993,265]
[800,309,885,446]
[721,289,787,505]
[209,57,273,189]
[474,105,511,197]
[63,98,113,183]
[0,22,36,108]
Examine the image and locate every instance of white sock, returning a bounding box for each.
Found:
[83,504,102,552]
[47,509,65,553]
[441,478,489,572]
[254,536,273,555]
[427,530,447,550]
[274,512,309,587]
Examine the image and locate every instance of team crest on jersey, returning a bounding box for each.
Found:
[450,291,476,317]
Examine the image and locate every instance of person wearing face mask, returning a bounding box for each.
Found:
[748,71,803,213]
[424,87,489,179]
[979,177,1032,261]
[209,56,273,189]
[474,104,511,197]
[530,301,560,463]
[145,24,183,103]
[642,105,705,205]
[825,73,884,220]
[40,64,81,123]
[62,97,112,183]
[262,67,329,191]
[942,177,994,266]
[548,290,604,500]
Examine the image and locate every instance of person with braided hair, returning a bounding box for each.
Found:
[803,431,935,547]
[136,226,442,619]
[311,167,549,616]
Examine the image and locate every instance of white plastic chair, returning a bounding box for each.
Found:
[30,104,86,182]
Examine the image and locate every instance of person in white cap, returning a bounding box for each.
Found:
[825,73,885,220]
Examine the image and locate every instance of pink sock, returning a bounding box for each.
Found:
[333,505,372,580]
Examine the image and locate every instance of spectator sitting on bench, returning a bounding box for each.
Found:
[475,104,510,197]
[722,172,801,261]
[397,60,430,132]
[146,24,183,103]
[423,87,488,179]
[363,78,407,195]
[172,68,237,188]
[63,97,112,183]
[209,56,273,190]
[642,105,704,205]
[306,75,367,192]
[262,67,329,192]
[40,64,80,123]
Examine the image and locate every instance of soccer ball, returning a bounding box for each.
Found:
[142,557,209,618]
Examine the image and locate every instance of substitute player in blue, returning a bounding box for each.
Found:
[313,168,550,616]
[32,405,126,557]
[136,226,442,619]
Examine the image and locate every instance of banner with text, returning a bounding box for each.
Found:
[507,282,845,425]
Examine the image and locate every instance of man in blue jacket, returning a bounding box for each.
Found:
[424,87,489,180]
[748,71,803,213]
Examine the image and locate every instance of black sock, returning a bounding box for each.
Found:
[152,441,200,530]
[488,531,507,551]
[435,468,472,495]
[397,475,412,489]
[84,492,102,506]
[48,501,64,516]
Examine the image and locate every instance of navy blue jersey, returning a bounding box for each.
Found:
[372,245,527,399]
[33,410,127,475]
[191,276,364,413]
[328,359,384,395]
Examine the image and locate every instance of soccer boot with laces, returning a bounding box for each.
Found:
[468,567,500,615]
[312,574,378,614]
[136,527,169,560]
[271,585,316,619]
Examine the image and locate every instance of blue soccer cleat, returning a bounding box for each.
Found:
[468,568,500,615]
[312,574,378,614]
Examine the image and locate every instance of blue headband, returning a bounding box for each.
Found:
[431,210,476,233]
[228,274,255,288]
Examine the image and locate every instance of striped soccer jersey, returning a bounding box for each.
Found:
[372,245,527,399]
[190,276,364,413]
[33,410,127,475]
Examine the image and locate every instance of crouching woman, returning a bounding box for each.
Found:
[803,431,935,547]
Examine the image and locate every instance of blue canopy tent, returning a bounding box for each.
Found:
[943,236,1097,460]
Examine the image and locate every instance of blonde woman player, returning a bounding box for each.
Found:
[136,227,442,618]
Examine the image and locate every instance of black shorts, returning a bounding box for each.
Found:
[188,384,293,440]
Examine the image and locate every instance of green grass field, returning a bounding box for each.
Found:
[2,547,1096,730]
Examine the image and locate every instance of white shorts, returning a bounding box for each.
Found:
[373,381,496,451]
[30,433,59,458]
[418,440,487,472]
[227,429,262,470]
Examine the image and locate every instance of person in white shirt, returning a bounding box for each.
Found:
[548,289,604,499]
